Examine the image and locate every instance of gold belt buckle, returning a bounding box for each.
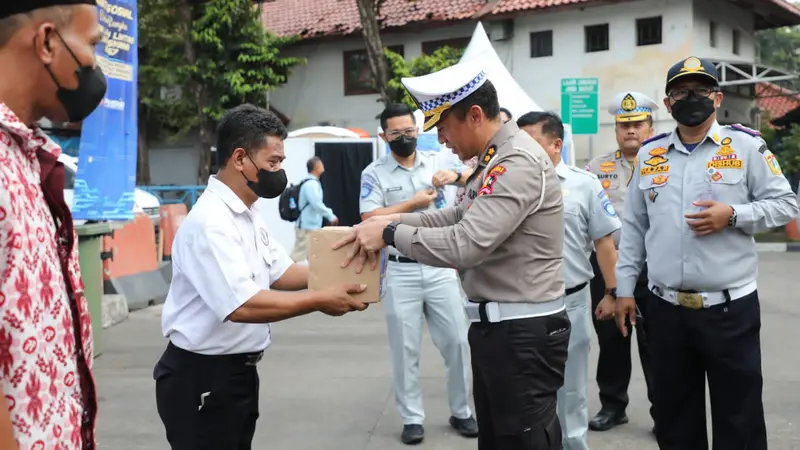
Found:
[676,292,704,310]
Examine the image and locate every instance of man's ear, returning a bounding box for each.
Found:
[231,148,247,170]
[662,97,671,113]
[714,92,724,108]
[555,138,564,152]
[378,132,387,143]
[649,127,656,138]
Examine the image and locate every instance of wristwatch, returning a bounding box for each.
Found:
[605,287,617,299]
[382,221,400,247]
[452,170,462,184]
[728,207,738,227]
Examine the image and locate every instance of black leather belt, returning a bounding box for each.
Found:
[565,282,588,296]
[388,255,417,264]
[167,342,264,366]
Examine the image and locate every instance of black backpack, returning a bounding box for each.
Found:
[279,179,312,222]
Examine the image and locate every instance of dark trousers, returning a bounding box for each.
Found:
[589,251,656,420]
[154,342,261,450]
[648,290,767,450]
[469,310,571,450]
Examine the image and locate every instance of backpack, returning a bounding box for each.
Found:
[279,179,312,222]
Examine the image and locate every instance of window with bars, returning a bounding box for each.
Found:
[585,24,609,52]
[709,21,717,48]
[421,37,470,55]
[343,46,404,96]
[530,30,553,58]
[636,16,662,46]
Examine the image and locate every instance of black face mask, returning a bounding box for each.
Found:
[43,31,108,123]
[243,155,288,199]
[670,96,716,127]
[389,136,417,158]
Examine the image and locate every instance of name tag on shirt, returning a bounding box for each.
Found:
[386,186,403,193]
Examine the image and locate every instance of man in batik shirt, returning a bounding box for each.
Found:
[0,1,105,448]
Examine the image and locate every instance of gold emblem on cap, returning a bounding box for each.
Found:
[681,57,703,73]
[423,102,452,130]
[621,94,637,112]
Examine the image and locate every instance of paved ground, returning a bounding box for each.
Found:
[94,253,800,450]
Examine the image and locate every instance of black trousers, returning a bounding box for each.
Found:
[648,290,767,450]
[589,251,656,419]
[469,310,571,450]
[154,343,261,450]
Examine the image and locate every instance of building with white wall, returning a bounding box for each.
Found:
[262,0,800,164]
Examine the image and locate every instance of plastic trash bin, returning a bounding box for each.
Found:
[76,223,116,359]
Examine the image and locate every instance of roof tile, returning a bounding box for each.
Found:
[756,82,800,126]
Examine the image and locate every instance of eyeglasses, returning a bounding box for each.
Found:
[668,87,719,101]
[385,128,416,140]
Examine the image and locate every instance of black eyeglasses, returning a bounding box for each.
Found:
[667,87,719,101]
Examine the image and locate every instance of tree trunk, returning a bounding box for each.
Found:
[177,0,213,185]
[355,0,391,106]
[136,106,151,185]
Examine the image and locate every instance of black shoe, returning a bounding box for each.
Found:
[449,416,479,438]
[588,410,629,431]
[401,424,424,445]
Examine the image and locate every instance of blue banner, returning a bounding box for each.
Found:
[73,0,138,221]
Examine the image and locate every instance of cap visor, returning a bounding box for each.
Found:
[422,117,438,132]
[616,112,652,122]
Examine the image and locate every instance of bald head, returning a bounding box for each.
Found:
[0,4,103,125]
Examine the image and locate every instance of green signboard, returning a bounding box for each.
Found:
[561,78,599,135]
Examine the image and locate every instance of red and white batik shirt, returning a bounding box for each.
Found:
[0,103,97,450]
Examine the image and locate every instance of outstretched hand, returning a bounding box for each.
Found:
[331,217,392,272]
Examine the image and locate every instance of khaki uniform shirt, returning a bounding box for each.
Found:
[616,121,799,297]
[394,120,565,303]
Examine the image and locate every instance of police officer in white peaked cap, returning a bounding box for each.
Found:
[333,59,571,450]
[584,91,658,434]
[359,102,477,445]
[616,56,799,450]
[518,111,621,450]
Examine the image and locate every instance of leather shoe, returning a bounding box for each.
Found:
[449,416,479,438]
[588,410,628,431]
[401,424,424,445]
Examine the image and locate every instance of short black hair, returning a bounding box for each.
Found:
[517,111,564,141]
[306,156,322,173]
[0,6,73,47]
[215,104,287,167]
[380,103,415,131]
[449,80,500,122]
[499,107,513,119]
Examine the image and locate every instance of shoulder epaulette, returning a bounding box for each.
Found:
[728,123,761,137]
[641,132,670,146]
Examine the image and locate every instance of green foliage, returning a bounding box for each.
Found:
[756,26,800,72]
[137,0,196,138]
[191,0,303,121]
[138,0,304,137]
[386,46,465,108]
[777,124,800,176]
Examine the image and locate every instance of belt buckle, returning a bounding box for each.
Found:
[676,292,703,310]
[245,352,263,366]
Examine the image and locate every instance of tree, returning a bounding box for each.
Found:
[137,0,303,185]
[757,26,800,73]
[355,0,391,106]
[385,46,465,108]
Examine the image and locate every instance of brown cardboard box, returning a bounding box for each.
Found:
[308,227,388,303]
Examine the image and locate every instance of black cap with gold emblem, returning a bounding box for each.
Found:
[0,1,97,21]
[665,56,719,93]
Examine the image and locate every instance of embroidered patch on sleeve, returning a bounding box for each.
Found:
[477,165,507,197]
[765,153,783,175]
[361,174,377,199]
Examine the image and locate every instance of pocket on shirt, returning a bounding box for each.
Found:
[638,176,670,216]
[696,167,745,206]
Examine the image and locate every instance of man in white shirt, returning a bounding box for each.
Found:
[154,104,369,450]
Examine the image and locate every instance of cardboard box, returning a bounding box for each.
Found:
[308,227,388,303]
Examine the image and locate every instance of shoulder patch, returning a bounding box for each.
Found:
[641,132,670,146]
[728,123,761,137]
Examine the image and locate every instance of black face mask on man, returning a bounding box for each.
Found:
[42,31,108,123]
[243,154,288,199]
[389,135,417,158]
[669,93,716,128]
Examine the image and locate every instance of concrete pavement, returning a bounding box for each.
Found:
[94,252,800,449]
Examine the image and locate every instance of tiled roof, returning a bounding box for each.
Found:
[260,0,619,39]
[756,82,800,126]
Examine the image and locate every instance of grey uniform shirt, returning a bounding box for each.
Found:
[557,163,622,289]
[392,120,565,304]
[585,150,634,245]
[616,121,799,298]
[359,149,464,258]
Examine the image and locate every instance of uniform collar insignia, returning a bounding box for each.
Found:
[615,150,621,159]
